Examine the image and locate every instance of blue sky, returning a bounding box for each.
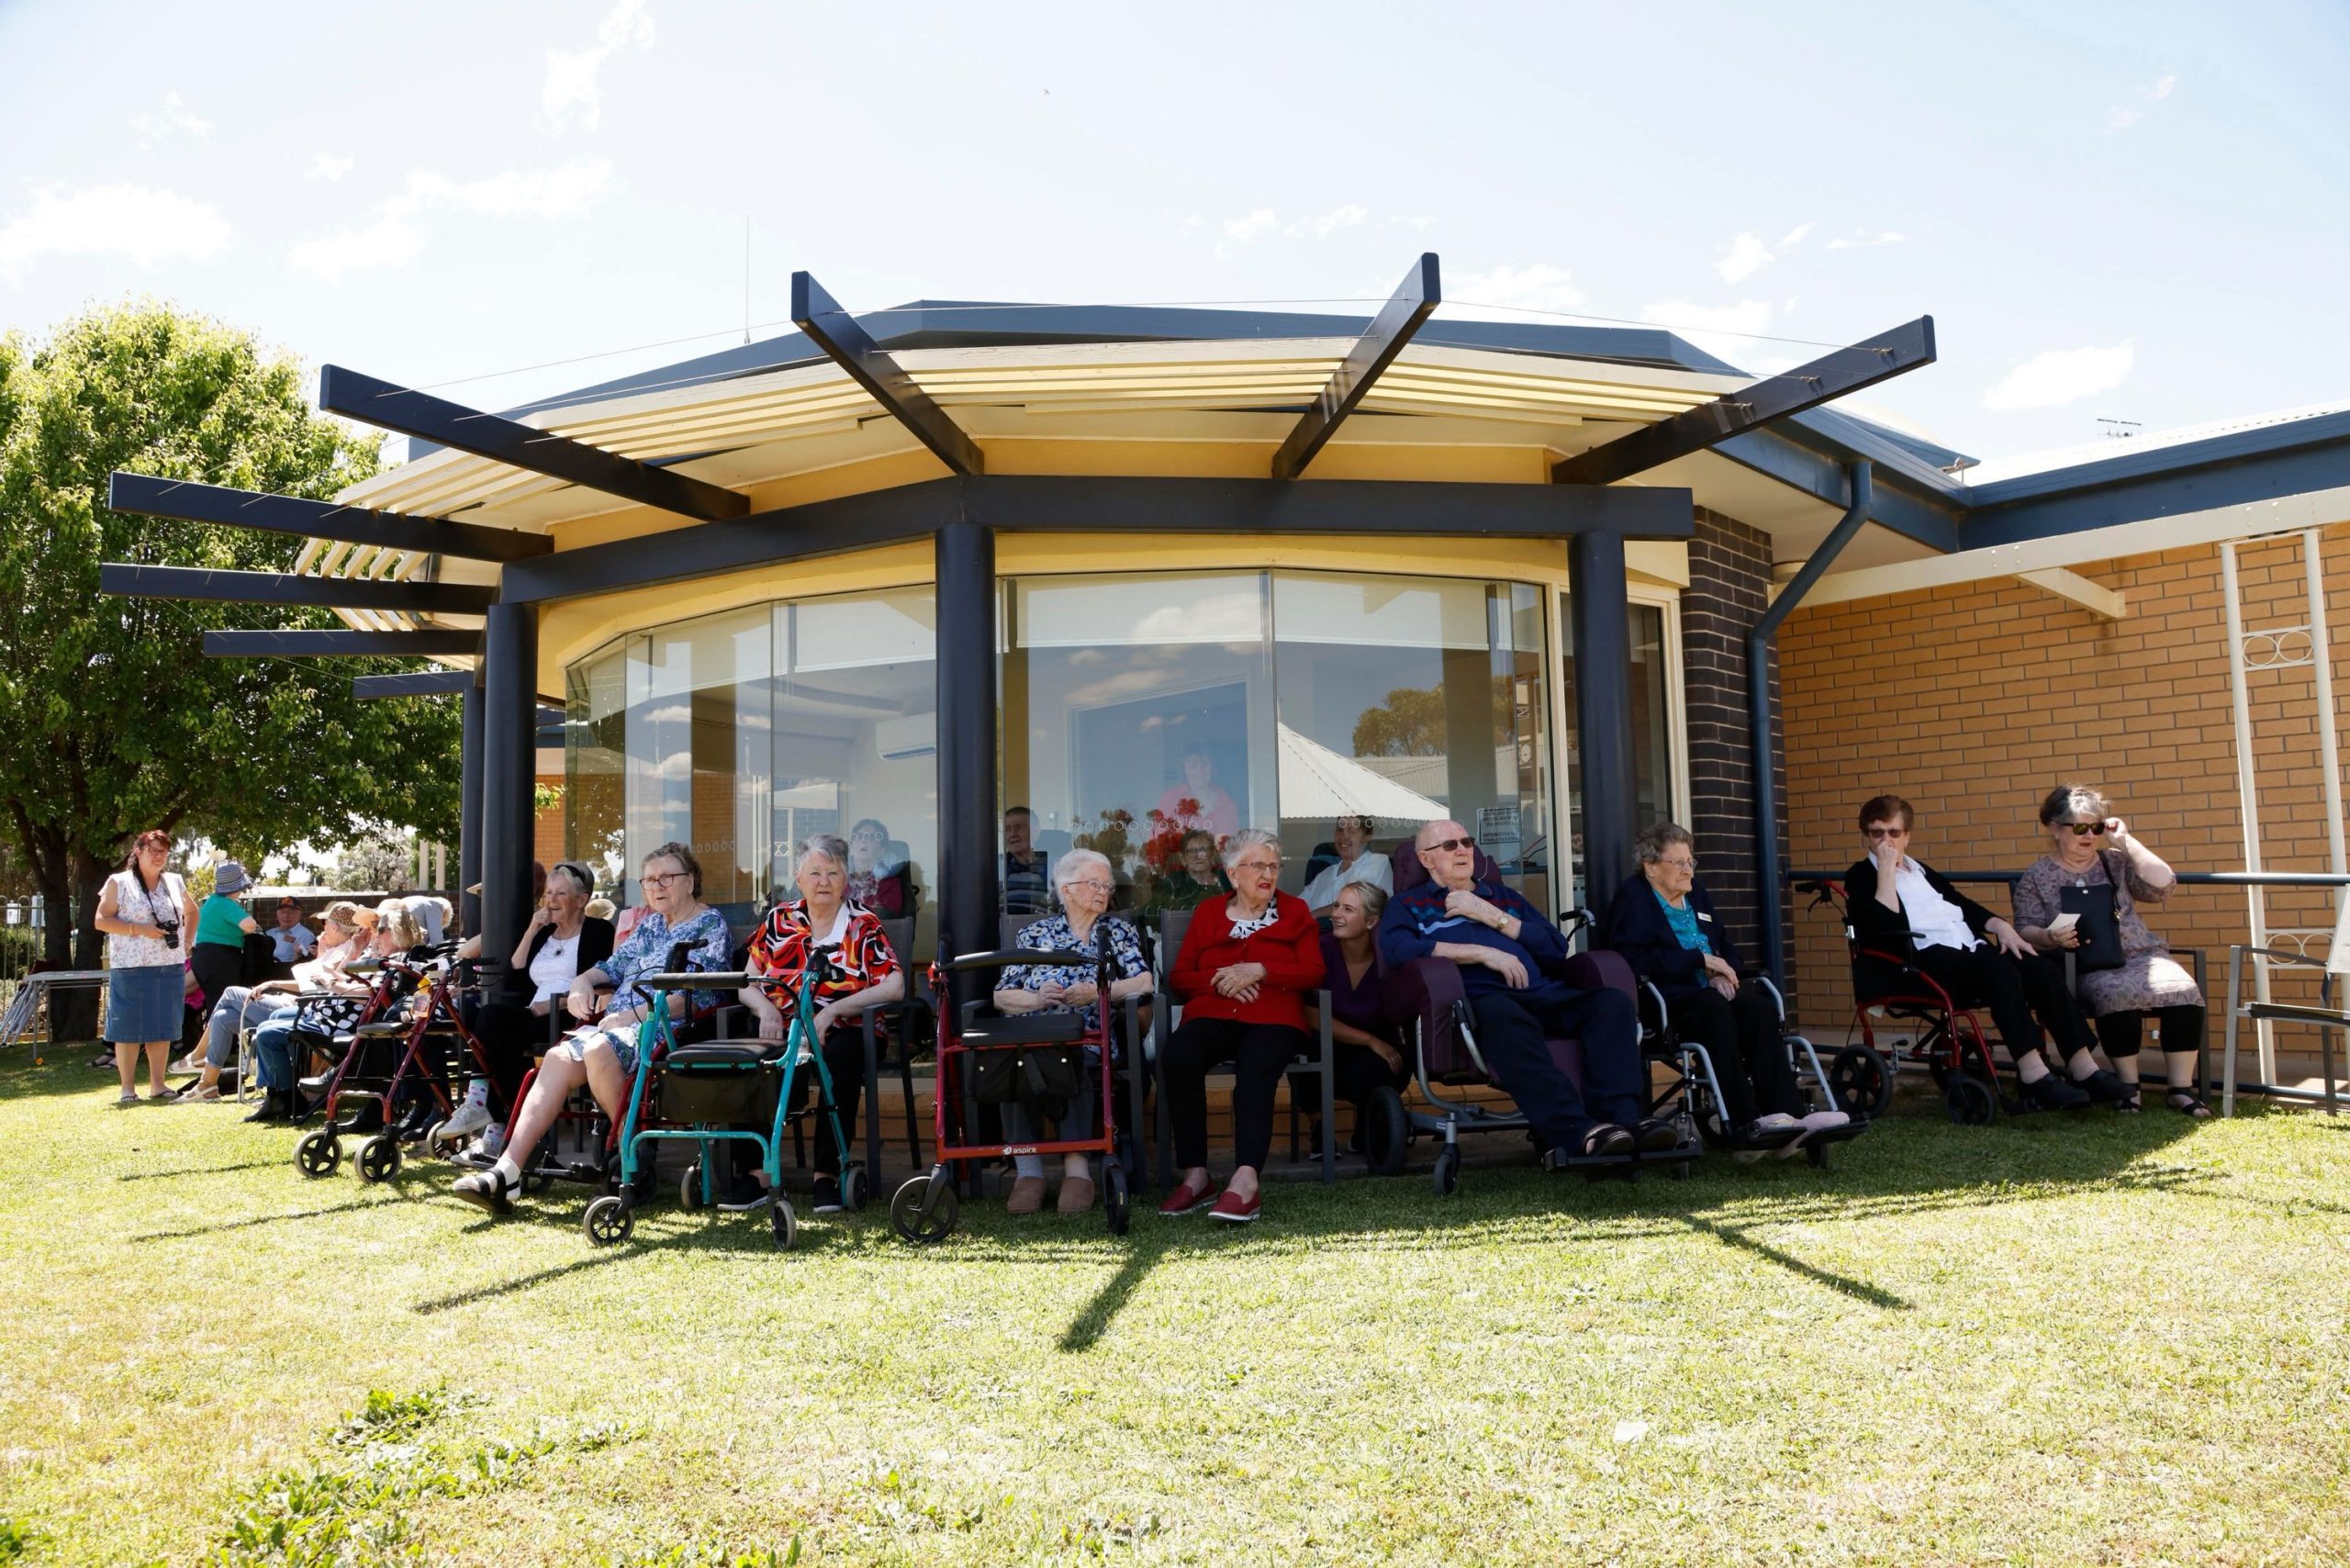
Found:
[3,0,2346,465]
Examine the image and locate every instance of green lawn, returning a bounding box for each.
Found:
[1,1055,2345,1566]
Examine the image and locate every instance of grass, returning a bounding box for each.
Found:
[0,1054,2346,1565]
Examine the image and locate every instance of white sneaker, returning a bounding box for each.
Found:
[433,1099,493,1147]
[1751,1112,1803,1134]
[1800,1109,1851,1133]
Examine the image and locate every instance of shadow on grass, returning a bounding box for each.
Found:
[1058,1245,1165,1353]
[1677,1215,1909,1308]
[410,1205,845,1315]
[117,1157,285,1182]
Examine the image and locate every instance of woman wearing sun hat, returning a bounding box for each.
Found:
[187,859,262,1031]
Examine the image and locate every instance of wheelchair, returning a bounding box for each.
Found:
[1632,971,1867,1168]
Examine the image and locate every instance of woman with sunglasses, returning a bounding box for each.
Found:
[2013,786,2210,1116]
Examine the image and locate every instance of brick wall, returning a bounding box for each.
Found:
[1778,524,2350,1047]
[1680,507,1782,974]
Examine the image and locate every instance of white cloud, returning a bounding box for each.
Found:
[1296,204,1367,238]
[2150,73,2177,100]
[1214,207,1278,255]
[1825,230,1906,251]
[1982,340,2135,411]
[1639,298,1788,370]
[2108,73,2178,133]
[309,152,355,183]
[1715,230,1774,284]
[131,92,212,145]
[543,0,656,132]
[2106,106,2142,132]
[287,160,615,280]
[0,184,231,281]
[1777,222,1814,249]
[1442,263,1586,320]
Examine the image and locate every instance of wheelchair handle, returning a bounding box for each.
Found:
[943,946,1093,972]
[636,970,753,991]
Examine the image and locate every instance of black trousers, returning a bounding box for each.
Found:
[2096,1004,2205,1059]
[1164,1017,1309,1171]
[1287,1041,1409,1132]
[782,1025,867,1176]
[1909,945,2096,1062]
[190,942,244,1019]
[1662,983,1802,1126]
[1465,986,1645,1149]
[474,1002,563,1117]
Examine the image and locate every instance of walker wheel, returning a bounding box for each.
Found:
[1432,1143,1461,1198]
[582,1193,633,1246]
[356,1135,401,1184]
[840,1164,870,1215]
[890,1173,959,1245]
[1829,1046,1894,1118]
[295,1131,341,1179]
[679,1162,704,1212]
[770,1198,798,1251]
[1364,1088,1410,1177]
[1944,1075,1998,1126]
[1103,1161,1131,1237]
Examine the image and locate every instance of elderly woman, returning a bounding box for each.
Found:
[436,860,617,1153]
[1302,815,1393,918]
[743,834,909,1215]
[1158,827,1326,1224]
[259,904,419,1111]
[453,842,733,1216]
[2014,786,2210,1116]
[182,899,372,1113]
[1605,823,1846,1153]
[94,830,200,1105]
[845,818,913,920]
[1147,830,1231,915]
[993,847,1153,1215]
[1299,881,1410,1148]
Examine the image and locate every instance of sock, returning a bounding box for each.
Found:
[490,1152,522,1186]
[2066,1047,2102,1081]
[464,1080,489,1107]
[2014,1054,2049,1085]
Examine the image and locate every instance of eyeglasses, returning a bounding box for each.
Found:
[1658,857,1695,871]
[1064,879,1114,893]
[2061,823,2108,837]
[1233,859,1281,876]
[641,871,688,889]
[1424,836,1474,854]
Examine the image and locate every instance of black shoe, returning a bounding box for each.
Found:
[243,1091,289,1124]
[297,1073,331,1095]
[812,1175,844,1215]
[1561,1123,1636,1161]
[2074,1068,2134,1105]
[1633,1117,1681,1153]
[2022,1072,2091,1110]
[451,1169,516,1216]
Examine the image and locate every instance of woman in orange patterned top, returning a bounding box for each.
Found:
[743,832,907,1215]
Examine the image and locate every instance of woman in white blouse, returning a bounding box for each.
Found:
[1301,815,1393,919]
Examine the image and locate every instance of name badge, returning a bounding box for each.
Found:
[1696,911,1713,923]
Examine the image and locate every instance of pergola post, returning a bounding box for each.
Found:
[459,678,485,942]
[1570,531,1639,913]
[479,603,538,998]
[935,522,998,989]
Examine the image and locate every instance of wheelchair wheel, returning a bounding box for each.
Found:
[1363,1088,1410,1177]
[770,1198,799,1251]
[678,1162,704,1212]
[582,1194,633,1246]
[1103,1161,1131,1236]
[1432,1143,1461,1198]
[1944,1075,1998,1126]
[840,1164,870,1215]
[356,1135,401,1184]
[1829,1047,1894,1118]
[890,1173,959,1245]
[295,1130,341,1179]
[521,1169,555,1196]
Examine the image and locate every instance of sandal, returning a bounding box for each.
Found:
[2165,1088,2212,1119]
[2114,1084,2142,1114]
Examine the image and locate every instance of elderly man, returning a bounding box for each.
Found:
[267,898,317,966]
[1380,819,1663,1160]
[1002,806,1053,915]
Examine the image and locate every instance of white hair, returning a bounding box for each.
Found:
[1054,846,1113,890]
[1222,827,1281,873]
[794,833,848,872]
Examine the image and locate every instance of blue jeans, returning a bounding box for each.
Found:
[248,1005,306,1092]
[205,986,288,1069]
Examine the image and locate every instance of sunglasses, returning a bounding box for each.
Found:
[1863,826,1907,840]
[1424,836,1475,854]
[2062,822,2109,837]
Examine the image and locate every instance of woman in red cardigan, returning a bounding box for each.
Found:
[1158,827,1326,1224]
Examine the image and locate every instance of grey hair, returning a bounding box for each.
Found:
[1053,846,1113,891]
[1221,827,1281,873]
[794,833,849,872]
[2039,784,2109,828]
[1634,822,1695,866]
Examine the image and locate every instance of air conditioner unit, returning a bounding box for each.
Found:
[875,711,936,761]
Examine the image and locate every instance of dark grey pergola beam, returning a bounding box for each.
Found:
[1270,252,1440,480]
[205,629,483,658]
[497,473,1692,605]
[318,365,752,523]
[352,670,476,700]
[101,563,496,615]
[1550,316,1937,487]
[106,472,551,563]
[792,271,984,476]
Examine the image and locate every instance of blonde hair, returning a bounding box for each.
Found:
[373,900,424,950]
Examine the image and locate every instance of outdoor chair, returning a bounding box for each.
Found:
[2221,896,2350,1116]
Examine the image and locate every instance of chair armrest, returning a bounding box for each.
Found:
[1561,948,1635,998]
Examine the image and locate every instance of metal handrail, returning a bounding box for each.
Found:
[1788,869,2350,888]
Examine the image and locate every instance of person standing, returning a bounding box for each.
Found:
[94,830,199,1105]
[187,860,261,1029]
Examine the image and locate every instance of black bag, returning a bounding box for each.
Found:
[2058,882,2126,973]
[968,1044,1083,1116]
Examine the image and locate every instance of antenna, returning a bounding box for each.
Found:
[2096,417,2143,440]
[743,218,752,345]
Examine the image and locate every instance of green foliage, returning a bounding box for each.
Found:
[0,1514,39,1563]
[1351,684,1449,756]
[533,782,563,816]
[0,301,464,962]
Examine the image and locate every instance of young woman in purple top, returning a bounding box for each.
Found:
[1300,882,1410,1148]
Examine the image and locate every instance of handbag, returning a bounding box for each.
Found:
[969,1042,1083,1116]
[2058,881,2126,973]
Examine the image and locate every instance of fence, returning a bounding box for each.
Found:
[0,898,43,1013]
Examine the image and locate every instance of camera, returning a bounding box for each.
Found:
[153,917,180,951]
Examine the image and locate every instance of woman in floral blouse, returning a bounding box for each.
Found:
[992,848,1152,1215]
[453,841,733,1216]
[743,833,908,1215]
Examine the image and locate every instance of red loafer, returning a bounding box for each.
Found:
[1158,1179,1214,1217]
[1207,1188,1259,1224]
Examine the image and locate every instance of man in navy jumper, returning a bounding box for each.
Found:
[1379,820,1660,1160]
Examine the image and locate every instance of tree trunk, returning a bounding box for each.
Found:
[72,847,111,970]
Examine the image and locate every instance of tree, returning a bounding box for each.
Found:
[1352,686,1450,756]
[0,302,464,965]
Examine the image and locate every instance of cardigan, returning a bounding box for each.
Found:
[1841,855,1995,960]
[1168,892,1326,1032]
[525,915,616,977]
[1602,873,1744,991]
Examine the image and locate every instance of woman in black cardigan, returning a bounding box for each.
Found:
[1604,823,1844,1151]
